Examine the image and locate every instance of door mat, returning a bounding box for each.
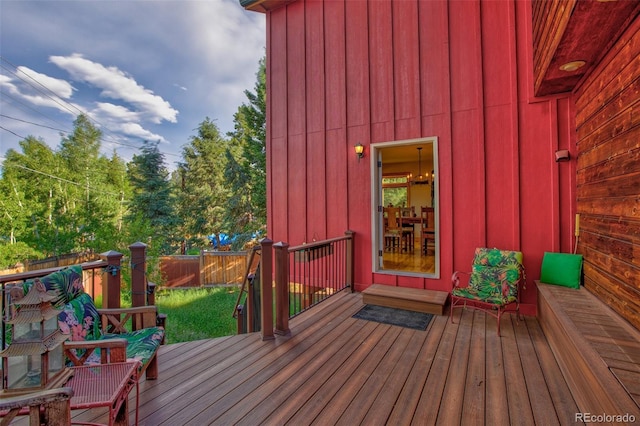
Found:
[353,304,433,330]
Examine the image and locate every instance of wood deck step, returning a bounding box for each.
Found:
[362,284,449,315]
[537,281,640,417]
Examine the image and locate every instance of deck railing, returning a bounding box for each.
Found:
[0,243,161,348]
[258,231,354,340]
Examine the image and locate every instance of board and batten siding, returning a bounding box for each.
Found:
[574,17,640,330]
[265,0,576,314]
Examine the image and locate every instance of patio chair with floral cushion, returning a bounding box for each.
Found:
[20,265,164,380]
[450,247,525,336]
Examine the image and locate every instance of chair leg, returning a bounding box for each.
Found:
[146,355,159,380]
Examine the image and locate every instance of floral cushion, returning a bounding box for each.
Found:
[19,264,163,373]
[453,248,523,306]
[22,265,84,309]
[102,327,164,369]
[452,283,517,305]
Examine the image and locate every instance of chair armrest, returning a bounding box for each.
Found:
[451,271,471,289]
[64,338,128,365]
[0,387,73,426]
[0,387,73,410]
[98,306,159,332]
[97,306,158,315]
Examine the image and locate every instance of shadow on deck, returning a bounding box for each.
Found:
[65,289,595,425]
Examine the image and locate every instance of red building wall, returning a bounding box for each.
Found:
[264,0,576,314]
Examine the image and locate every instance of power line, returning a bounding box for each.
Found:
[0,90,73,133]
[6,163,124,198]
[0,61,85,118]
[0,125,25,139]
[0,56,182,159]
[0,114,68,133]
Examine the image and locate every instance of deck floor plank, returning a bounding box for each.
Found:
[224,303,368,424]
[259,320,379,425]
[411,307,461,425]
[334,327,415,425]
[501,315,536,426]
[515,315,559,426]
[461,310,486,425]
[524,316,580,426]
[386,314,448,425]
[485,313,510,426]
[361,323,432,426]
[284,322,391,425]
[165,293,361,425]
[58,290,632,426]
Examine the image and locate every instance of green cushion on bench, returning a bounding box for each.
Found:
[540,252,583,289]
[103,327,164,368]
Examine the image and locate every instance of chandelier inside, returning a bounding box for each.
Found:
[410,147,429,185]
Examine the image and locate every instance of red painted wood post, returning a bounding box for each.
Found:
[345,230,355,292]
[274,241,290,336]
[260,238,274,341]
[129,242,147,308]
[100,250,123,309]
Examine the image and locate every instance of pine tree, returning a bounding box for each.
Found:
[226,57,266,246]
[126,140,177,255]
[176,118,231,249]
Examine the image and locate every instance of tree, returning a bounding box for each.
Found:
[0,116,129,259]
[226,57,267,247]
[57,115,127,254]
[176,118,231,248]
[126,140,177,255]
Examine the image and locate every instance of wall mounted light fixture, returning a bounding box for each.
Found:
[354,143,364,162]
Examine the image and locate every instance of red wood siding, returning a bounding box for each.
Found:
[264,0,578,314]
[574,17,640,330]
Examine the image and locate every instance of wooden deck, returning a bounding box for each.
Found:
[67,290,584,425]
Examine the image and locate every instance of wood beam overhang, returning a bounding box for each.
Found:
[533,0,640,97]
[240,0,296,13]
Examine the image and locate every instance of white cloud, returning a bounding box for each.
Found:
[0,0,264,167]
[0,69,84,117]
[16,66,75,99]
[49,53,179,124]
[118,122,167,144]
[93,102,141,122]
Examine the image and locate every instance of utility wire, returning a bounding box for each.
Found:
[0,125,25,139]
[0,56,181,159]
[1,90,72,133]
[0,114,68,133]
[0,62,85,118]
[6,163,124,198]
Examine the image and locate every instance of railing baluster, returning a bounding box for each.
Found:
[282,232,355,319]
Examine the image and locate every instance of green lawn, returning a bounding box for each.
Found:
[154,286,242,344]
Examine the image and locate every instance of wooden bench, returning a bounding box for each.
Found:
[362,284,448,315]
[537,281,640,418]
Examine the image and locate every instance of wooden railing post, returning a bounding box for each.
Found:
[345,230,355,293]
[129,242,147,308]
[100,250,123,309]
[260,238,274,341]
[274,242,290,336]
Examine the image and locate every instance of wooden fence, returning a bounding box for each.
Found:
[0,252,104,297]
[160,251,248,288]
[2,250,248,289]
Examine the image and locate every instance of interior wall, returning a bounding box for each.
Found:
[265,0,576,313]
[573,17,640,330]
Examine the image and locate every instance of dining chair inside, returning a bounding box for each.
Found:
[421,206,435,255]
[384,207,402,252]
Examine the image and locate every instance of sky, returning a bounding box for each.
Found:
[0,0,265,170]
